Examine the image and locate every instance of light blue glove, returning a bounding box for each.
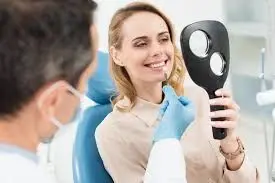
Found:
[153,85,195,142]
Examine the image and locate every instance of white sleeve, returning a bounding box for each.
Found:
[143,139,187,183]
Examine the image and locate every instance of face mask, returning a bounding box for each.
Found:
[40,84,93,144]
[52,83,95,126]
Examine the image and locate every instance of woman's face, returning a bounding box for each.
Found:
[114,12,174,84]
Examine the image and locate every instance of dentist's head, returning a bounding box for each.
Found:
[0,0,98,151]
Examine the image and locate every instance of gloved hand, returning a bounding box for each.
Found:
[153,85,195,142]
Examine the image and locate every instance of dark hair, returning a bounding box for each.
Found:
[0,0,97,117]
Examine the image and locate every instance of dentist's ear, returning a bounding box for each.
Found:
[110,46,124,66]
[36,81,67,120]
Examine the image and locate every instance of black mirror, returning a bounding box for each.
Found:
[180,20,230,140]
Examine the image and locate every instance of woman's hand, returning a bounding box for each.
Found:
[209,88,244,170]
[209,88,240,139]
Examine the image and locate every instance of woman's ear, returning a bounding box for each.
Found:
[110,46,124,66]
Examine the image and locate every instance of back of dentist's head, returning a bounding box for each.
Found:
[0,0,98,143]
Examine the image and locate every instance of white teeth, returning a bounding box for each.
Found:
[149,62,165,68]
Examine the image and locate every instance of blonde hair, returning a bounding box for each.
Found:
[109,2,185,111]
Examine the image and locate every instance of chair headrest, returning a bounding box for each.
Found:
[86,51,116,105]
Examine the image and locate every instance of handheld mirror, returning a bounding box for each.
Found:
[180,20,230,140]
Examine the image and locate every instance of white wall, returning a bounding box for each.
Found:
[95,0,224,52]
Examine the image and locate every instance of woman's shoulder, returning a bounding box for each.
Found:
[184,85,210,118]
[184,85,209,104]
[95,110,123,135]
[95,111,123,146]
[95,101,132,141]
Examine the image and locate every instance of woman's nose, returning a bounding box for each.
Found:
[149,42,163,58]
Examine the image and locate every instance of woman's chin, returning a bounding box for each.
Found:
[143,77,166,84]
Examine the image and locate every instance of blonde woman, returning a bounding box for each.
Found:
[95,2,259,183]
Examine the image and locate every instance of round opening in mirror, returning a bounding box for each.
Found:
[189,30,209,57]
[210,52,225,76]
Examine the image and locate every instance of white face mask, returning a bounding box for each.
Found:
[40,83,94,143]
[49,84,82,129]
[51,83,97,125]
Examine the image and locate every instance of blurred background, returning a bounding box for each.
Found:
[38,1,275,183]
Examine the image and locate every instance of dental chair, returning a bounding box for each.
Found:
[73,51,115,183]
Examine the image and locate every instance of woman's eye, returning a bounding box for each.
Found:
[160,37,169,43]
[135,42,147,47]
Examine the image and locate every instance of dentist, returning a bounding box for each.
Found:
[0,0,98,182]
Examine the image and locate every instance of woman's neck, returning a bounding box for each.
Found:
[133,81,163,104]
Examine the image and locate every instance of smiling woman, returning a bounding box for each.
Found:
[108,2,185,110]
[95,2,259,183]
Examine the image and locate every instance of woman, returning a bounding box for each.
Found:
[95,2,259,183]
